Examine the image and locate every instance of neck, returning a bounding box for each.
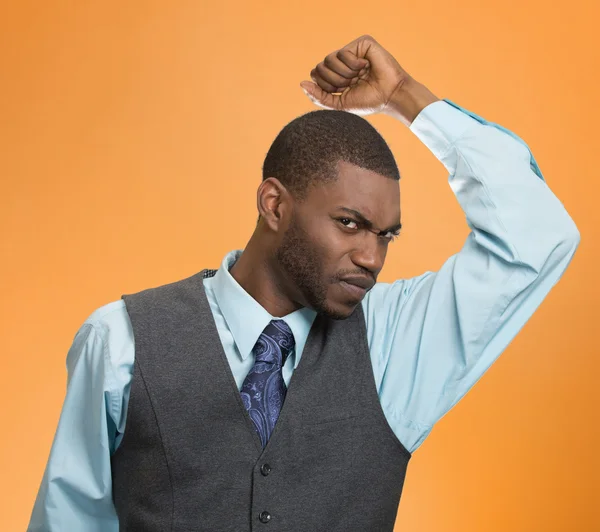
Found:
[229,230,303,318]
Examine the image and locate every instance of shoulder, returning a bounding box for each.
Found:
[74,299,134,385]
[84,299,131,336]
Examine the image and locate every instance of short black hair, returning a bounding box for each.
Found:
[261,109,400,207]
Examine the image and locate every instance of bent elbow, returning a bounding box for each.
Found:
[536,220,581,276]
[556,220,581,256]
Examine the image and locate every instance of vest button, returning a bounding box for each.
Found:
[259,511,271,523]
[260,463,272,476]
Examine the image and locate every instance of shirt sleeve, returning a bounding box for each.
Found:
[27,322,121,532]
[363,99,580,453]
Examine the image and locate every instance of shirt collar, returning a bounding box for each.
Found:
[211,249,317,368]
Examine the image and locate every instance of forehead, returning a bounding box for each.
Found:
[305,160,400,218]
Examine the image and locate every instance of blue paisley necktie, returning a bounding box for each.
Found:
[240,319,295,448]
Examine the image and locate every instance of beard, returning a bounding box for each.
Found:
[274,212,351,320]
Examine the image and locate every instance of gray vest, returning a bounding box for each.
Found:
[111,268,412,531]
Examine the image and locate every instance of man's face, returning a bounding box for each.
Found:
[275,160,401,320]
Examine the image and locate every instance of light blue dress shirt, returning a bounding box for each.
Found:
[27,99,580,531]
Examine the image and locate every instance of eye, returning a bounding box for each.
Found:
[382,231,401,243]
[338,217,359,230]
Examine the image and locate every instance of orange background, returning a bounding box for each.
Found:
[1,1,598,530]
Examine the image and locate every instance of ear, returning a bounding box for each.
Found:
[257,177,291,232]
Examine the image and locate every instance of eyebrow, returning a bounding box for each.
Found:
[337,207,402,234]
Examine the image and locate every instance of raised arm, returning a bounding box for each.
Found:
[363,87,579,452]
[299,34,580,452]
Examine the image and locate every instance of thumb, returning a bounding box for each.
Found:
[300,81,341,110]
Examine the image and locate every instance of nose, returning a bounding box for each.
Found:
[349,233,386,275]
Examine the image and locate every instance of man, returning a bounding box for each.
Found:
[28,35,579,531]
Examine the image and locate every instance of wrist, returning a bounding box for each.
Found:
[383,77,440,127]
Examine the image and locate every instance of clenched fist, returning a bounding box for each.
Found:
[300,34,439,125]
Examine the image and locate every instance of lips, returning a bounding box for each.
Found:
[339,276,375,300]
[339,276,375,291]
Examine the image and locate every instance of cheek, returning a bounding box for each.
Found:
[313,220,345,248]
[313,228,350,276]
[302,217,351,272]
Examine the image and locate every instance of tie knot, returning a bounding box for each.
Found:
[253,319,295,366]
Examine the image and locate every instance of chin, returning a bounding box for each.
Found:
[319,299,359,321]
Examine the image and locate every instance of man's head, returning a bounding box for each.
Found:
[257,109,401,320]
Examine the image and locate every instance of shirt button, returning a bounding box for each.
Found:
[260,463,272,476]
[259,511,271,523]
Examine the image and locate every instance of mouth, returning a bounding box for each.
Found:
[339,280,368,300]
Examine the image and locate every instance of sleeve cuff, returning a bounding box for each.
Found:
[408,99,481,162]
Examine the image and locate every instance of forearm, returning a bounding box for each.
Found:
[411,101,579,268]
